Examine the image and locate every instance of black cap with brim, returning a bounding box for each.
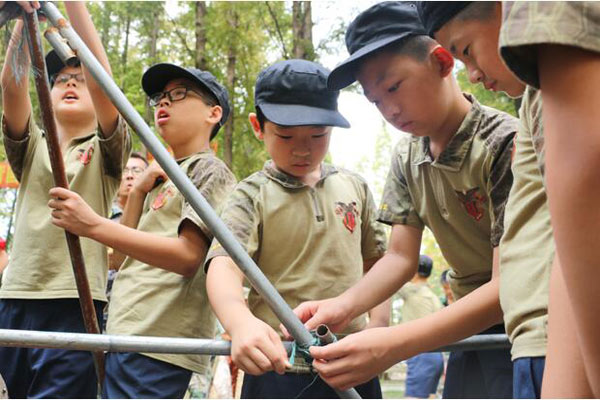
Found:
[259,102,350,128]
[141,63,231,139]
[45,49,80,81]
[327,2,427,91]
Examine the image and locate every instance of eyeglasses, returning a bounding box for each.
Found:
[123,166,145,176]
[148,87,204,107]
[53,73,85,86]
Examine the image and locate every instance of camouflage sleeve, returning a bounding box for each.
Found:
[500,2,600,89]
[358,177,387,260]
[377,146,424,230]
[487,125,516,247]
[97,115,131,180]
[2,115,40,182]
[179,156,237,242]
[204,176,263,271]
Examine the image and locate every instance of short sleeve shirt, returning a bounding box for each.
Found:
[500,1,600,89]
[0,116,130,301]
[378,95,517,299]
[499,87,553,360]
[106,151,236,374]
[206,161,387,335]
[397,282,443,323]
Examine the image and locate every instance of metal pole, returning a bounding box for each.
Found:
[22,10,104,386]
[316,324,336,346]
[44,27,78,67]
[39,3,359,398]
[0,329,509,355]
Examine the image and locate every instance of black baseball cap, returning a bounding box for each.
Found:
[418,254,433,277]
[255,59,350,128]
[416,2,473,38]
[45,50,80,84]
[327,1,427,91]
[141,63,231,139]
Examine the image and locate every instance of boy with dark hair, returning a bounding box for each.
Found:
[292,2,517,398]
[205,59,389,398]
[49,63,236,398]
[419,1,599,397]
[0,3,130,398]
[398,255,444,399]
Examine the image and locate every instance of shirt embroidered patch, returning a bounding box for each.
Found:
[151,186,174,210]
[455,188,487,221]
[78,144,94,165]
[335,201,358,233]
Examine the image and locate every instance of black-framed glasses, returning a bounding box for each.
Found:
[123,166,145,176]
[148,87,202,107]
[53,73,85,86]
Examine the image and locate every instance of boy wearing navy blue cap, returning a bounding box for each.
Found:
[48,63,236,398]
[292,2,517,398]
[205,59,388,398]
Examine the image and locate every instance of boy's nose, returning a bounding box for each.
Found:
[468,67,484,84]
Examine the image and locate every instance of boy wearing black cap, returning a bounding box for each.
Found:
[397,255,444,399]
[0,3,130,398]
[49,62,237,398]
[292,2,517,398]
[420,2,600,397]
[205,59,388,398]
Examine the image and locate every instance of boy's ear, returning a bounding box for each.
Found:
[431,46,454,78]
[207,105,223,125]
[248,113,264,141]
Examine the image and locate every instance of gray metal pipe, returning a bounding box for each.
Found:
[0,329,510,354]
[40,3,358,398]
[44,27,78,67]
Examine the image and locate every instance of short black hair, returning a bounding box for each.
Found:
[417,254,434,277]
[455,2,496,23]
[440,269,450,284]
[256,106,268,131]
[129,151,149,167]
[386,35,437,62]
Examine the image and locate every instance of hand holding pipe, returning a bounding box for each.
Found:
[40,2,358,397]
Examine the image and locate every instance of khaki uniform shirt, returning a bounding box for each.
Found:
[397,281,443,323]
[500,1,600,89]
[378,95,517,299]
[107,151,236,374]
[500,87,552,360]
[0,116,130,301]
[206,161,387,335]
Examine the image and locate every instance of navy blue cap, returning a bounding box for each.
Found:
[327,1,427,91]
[255,59,350,128]
[416,2,473,38]
[141,63,231,139]
[45,50,80,83]
[418,254,433,277]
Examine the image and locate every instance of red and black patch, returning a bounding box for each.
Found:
[151,186,174,210]
[77,144,95,165]
[455,188,487,221]
[335,201,358,233]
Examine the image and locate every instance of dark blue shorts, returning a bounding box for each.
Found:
[442,324,513,399]
[0,298,104,399]
[405,352,444,398]
[103,352,192,399]
[241,371,382,399]
[513,356,545,399]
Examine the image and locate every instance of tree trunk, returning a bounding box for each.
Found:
[292,2,314,61]
[121,10,131,88]
[224,10,238,170]
[195,1,207,70]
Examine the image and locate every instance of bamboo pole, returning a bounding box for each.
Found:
[22,10,104,386]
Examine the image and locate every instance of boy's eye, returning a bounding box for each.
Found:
[462,45,471,57]
[275,134,292,140]
[312,133,327,138]
[388,82,401,93]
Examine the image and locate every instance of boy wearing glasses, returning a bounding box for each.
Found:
[48,63,237,398]
[0,3,130,398]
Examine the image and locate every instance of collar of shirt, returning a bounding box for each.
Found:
[413,93,483,172]
[263,160,338,189]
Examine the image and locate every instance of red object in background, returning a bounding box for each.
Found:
[0,162,19,189]
[0,238,6,251]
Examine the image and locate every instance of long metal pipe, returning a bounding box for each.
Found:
[22,10,104,385]
[0,329,510,354]
[40,3,358,397]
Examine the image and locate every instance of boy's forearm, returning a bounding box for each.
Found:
[340,251,416,321]
[89,218,205,277]
[366,297,391,329]
[1,20,31,139]
[64,2,118,135]
[207,257,255,334]
[389,277,503,359]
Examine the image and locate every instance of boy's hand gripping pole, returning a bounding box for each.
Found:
[40,2,359,397]
[22,10,105,388]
